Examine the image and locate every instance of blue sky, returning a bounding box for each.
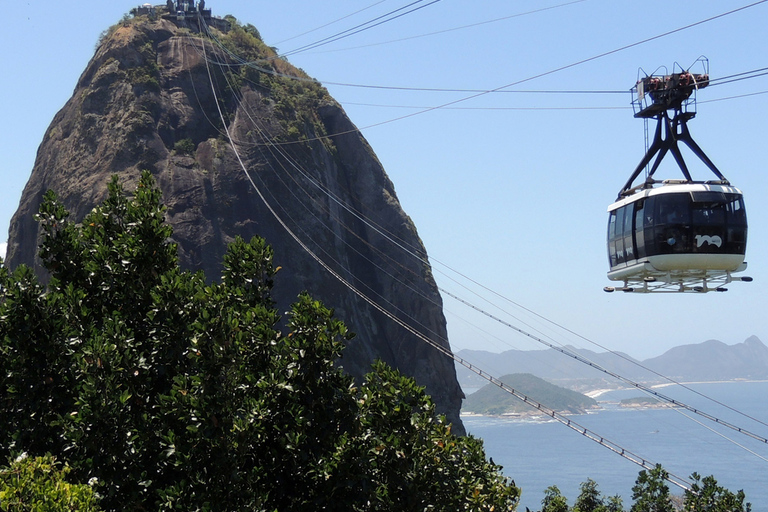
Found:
[2,0,767,360]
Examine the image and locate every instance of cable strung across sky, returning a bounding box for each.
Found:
[193,11,768,485]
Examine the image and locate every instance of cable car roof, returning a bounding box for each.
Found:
[608,181,744,211]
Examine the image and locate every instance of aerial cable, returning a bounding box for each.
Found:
[196,16,767,468]
[279,0,442,58]
[340,102,629,111]
[324,66,768,93]
[198,35,696,489]
[238,0,768,148]
[198,60,557,357]
[198,16,768,436]
[348,0,768,131]
[671,408,768,464]
[440,287,768,446]
[406,217,768,432]
[300,0,588,55]
[199,9,766,114]
[272,0,390,46]
[703,89,768,103]
[705,66,768,85]
[206,30,768,457]
[322,84,627,94]
[195,22,448,348]
[198,22,768,441]
[708,70,768,87]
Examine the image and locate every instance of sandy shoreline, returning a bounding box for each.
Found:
[586,379,768,399]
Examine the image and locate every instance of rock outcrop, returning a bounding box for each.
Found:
[5,11,464,431]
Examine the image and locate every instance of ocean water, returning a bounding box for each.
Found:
[463,381,768,511]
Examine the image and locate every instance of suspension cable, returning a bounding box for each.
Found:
[195,16,768,447]
[194,14,768,487]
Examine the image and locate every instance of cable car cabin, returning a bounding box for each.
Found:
[606,182,749,292]
[606,59,752,293]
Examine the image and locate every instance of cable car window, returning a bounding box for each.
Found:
[692,200,726,226]
[615,207,626,263]
[728,195,747,226]
[634,200,646,259]
[608,211,618,267]
[656,194,690,225]
[690,191,726,203]
[623,204,633,234]
[623,204,634,261]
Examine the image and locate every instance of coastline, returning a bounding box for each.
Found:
[585,378,768,399]
[463,380,768,419]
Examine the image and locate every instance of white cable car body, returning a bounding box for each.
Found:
[606,181,748,292]
[605,58,751,293]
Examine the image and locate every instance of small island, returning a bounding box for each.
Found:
[462,373,597,417]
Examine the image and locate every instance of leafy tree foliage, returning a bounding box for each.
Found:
[573,479,622,512]
[541,485,570,512]
[683,473,751,512]
[573,479,605,512]
[631,465,674,512]
[539,480,623,512]
[535,464,752,512]
[0,172,519,511]
[0,454,100,511]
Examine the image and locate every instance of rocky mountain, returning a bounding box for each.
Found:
[4,9,464,431]
[456,336,768,393]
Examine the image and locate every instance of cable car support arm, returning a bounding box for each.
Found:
[619,110,728,199]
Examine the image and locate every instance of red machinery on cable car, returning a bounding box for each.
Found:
[605,58,751,293]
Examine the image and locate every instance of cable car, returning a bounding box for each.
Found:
[605,59,751,293]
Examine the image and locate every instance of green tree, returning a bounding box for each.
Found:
[605,495,625,512]
[542,485,570,512]
[573,479,605,512]
[630,465,674,512]
[683,473,751,512]
[0,172,519,511]
[0,454,100,511]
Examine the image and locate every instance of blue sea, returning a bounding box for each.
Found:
[463,381,768,511]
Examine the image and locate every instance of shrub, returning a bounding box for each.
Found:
[0,454,100,511]
[173,138,195,155]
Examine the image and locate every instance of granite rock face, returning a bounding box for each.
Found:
[5,14,464,431]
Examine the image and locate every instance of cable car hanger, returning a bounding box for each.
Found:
[620,57,725,198]
[605,57,752,293]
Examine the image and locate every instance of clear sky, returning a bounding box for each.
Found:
[2,0,767,361]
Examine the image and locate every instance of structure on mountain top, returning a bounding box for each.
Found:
[134,2,230,32]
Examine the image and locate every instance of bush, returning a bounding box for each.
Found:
[0,454,100,511]
[0,172,519,511]
[173,137,195,155]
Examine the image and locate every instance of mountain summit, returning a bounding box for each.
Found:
[5,8,464,430]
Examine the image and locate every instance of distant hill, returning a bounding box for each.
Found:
[462,373,597,416]
[643,336,768,381]
[456,336,768,393]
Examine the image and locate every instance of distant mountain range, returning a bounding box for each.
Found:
[455,336,768,393]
